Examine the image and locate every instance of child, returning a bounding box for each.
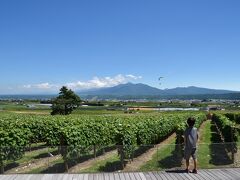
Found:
[184,117,198,174]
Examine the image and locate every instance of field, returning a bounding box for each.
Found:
[1,100,240,174]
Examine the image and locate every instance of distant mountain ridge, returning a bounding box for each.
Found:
[1,83,239,100]
[79,83,238,96]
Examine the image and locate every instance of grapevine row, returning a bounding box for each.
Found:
[0,112,206,172]
[212,114,238,142]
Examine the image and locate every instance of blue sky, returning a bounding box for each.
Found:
[0,0,240,94]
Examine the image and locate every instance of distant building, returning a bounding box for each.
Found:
[207,105,224,111]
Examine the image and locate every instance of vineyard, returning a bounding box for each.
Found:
[0,112,206,173]
[1,111,240,174]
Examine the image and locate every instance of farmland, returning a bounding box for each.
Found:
[1,100,240,174]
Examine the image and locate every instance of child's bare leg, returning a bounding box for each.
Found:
[186,159,190,170]
[192,159,198,173]
[193,159,197,170]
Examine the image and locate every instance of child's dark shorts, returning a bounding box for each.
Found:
[184,148,197,160]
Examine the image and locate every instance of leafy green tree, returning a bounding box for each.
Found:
[51,86,81,115]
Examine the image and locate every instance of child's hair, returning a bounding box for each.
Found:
[187,117,196,127]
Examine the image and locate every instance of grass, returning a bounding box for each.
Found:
[73,109,124,115]
[5,144,52,165]
[22,148,119,174]
[139,139,177,171]
[0,104,28,111]
[139,120,230,171]
[79,153,120,173]
[27,158,64,174]
[4,145,58,173]
[198,120,214,169]
[16,148,51,164]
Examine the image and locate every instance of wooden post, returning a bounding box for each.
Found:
[62,146,69,173]
[64,160,69,172]
[102,146,105,155]
[94,145,97,159]
[231,127,235,165]
[61,145,68,172]
[119,146,124,169]
[29,143,31,152]
[0,161,4,174]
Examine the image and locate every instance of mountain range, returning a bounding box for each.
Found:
[1,83,239,100]
[78,83,240,99]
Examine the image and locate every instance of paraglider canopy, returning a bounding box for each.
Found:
[158,77,164,85]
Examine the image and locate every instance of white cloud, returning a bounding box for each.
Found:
[23,83,59,90]
[126,74,142,80]
[35,83,53,89]
[66,74,142,90]
[22,74,142,92]
[23,85,32,88]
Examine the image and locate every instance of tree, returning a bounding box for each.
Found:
[51,86,81,115]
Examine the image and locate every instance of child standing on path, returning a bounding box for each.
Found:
[184,117,198,174]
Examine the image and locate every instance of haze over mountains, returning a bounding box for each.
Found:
[79,83,238,96]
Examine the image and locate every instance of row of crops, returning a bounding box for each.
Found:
[225,113,240,125]
[0,112,206,173]
[211,113,240,165]
[211,112,240,143]
[212,114,238,142]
